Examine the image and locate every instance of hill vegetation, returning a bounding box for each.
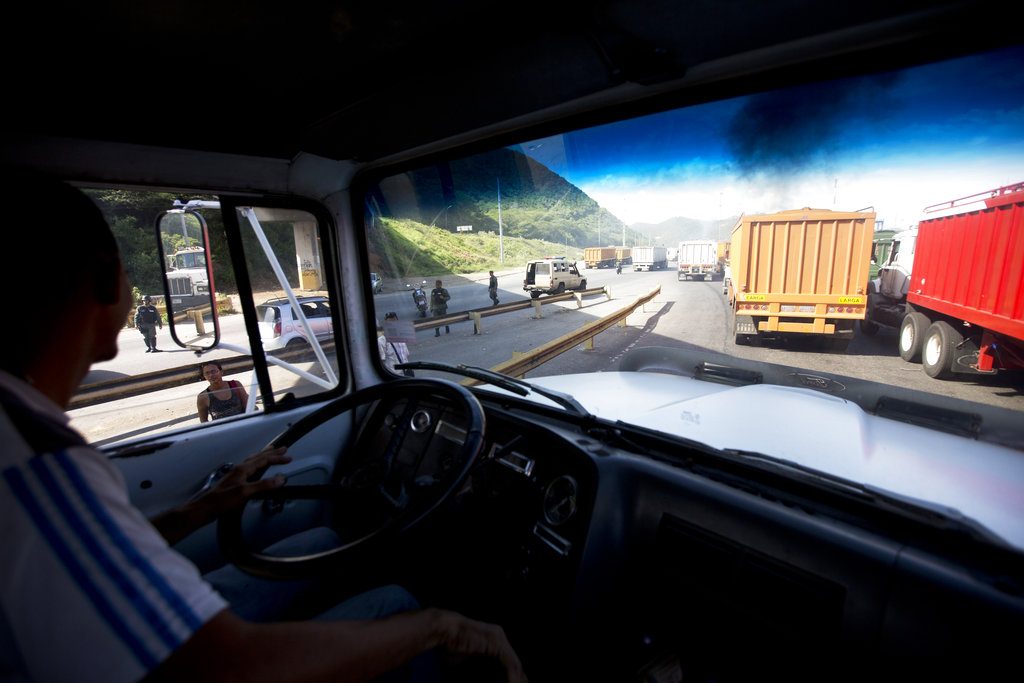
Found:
[368,218,582,278]
[365,147,644,277]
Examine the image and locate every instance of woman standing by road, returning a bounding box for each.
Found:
[197,361,250,422]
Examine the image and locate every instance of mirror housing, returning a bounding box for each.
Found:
[155,203,220,351]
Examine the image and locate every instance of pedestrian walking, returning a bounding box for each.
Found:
[134,295,163,352]
[488,270,499,306]
[430,279,451,337]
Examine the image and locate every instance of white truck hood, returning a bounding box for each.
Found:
[514,371,1024,552]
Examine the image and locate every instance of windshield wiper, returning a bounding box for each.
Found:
[396,361,593,417]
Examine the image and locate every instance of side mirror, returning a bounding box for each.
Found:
[155,208,220,350]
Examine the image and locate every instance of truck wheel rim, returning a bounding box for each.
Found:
[924,334,941,366]
[900,324,914,351]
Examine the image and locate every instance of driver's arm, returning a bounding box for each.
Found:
[150,607,527,683]
[150,447,290,545]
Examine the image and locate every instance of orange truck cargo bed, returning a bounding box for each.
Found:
[729,207,875,340]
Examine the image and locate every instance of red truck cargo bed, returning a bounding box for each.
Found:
[909,184,1024,341]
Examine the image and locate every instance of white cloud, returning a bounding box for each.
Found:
[581,155,1024,227]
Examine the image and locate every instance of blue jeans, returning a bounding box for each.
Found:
[204,527,439,682]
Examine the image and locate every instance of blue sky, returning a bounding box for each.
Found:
[513,46,1024,228]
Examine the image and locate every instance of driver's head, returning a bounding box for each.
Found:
[0,167,130,376]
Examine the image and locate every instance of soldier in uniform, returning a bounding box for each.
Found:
[430,279,451,337]
[134,294,163,352]
[488,271,499,306]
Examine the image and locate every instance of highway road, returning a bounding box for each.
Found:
[71,264,1023,445]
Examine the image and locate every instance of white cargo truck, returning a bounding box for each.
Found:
[677,240,719,281]
[632,246,668,271]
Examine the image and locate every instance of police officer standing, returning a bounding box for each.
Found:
[488,270,499,306]
[134,294,163,352]
[430,279,451,337]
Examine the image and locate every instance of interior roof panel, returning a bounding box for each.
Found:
[3,1,1018,163]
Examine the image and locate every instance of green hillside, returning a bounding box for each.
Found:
[366,147,641,277]
[368,218,582,278]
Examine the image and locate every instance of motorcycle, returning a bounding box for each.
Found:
[408,280,429,317]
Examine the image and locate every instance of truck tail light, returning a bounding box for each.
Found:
[273,321,281,336]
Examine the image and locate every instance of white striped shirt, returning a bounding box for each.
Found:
[0,371,227,682]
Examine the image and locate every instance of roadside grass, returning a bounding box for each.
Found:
[368,218,582,279]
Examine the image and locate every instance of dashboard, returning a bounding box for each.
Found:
[422,394,1024,680]
[350,388,1024,681]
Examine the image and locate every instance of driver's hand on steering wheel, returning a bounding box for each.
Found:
[203,446,292,516]
[151,447,292,546]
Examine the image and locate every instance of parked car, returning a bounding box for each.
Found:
[256,296,334,351]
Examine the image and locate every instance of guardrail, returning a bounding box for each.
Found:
[69,286,615,409]
[413,286,610,334]
[471,285,662,380]
[68,343,332,409]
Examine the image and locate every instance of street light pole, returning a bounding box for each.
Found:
[497,178,504,263]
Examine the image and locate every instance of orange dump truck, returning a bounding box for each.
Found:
[583,246,617,269]
[728,207,875,348]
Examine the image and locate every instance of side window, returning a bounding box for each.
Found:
[67,192,342,447]
[234,205,340,399]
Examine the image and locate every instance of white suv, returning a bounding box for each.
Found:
[523,257,586,298]
[256,296,334,351]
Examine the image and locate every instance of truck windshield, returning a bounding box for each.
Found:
[363,45,1024,453]
[176,252,206,269]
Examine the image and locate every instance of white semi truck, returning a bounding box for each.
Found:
[677,240,719,280]
[632,246,668,271]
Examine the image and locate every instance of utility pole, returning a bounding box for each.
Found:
[497,178,504,263]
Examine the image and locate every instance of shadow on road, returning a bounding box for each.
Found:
[81,369,129,384]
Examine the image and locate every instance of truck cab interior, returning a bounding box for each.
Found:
[3,1,1023,681]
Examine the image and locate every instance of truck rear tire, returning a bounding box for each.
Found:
[922,320,963,379]
[530,291,541,299]
[860,318,879,336]
[898,312,930,362]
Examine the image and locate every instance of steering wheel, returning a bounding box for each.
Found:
[218,378,486,579]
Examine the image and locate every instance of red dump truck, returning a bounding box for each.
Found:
[863,182,1024,379]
